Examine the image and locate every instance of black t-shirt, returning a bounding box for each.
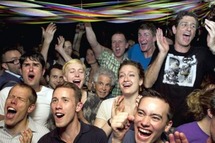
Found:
[149,45,215,127]
[38,121,108,143]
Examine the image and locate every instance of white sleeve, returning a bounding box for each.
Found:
[0,87,11,115]
[96,98,114,121]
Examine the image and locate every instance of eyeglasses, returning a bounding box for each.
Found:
[4,59,20,65]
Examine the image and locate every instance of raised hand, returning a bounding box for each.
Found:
[166,131,189,143]
[205,19,215,54]
[156,28,169,55]
[19,128,33,143]
[111,96,134,143]
[55,36,65,53]
[41,22,57,44]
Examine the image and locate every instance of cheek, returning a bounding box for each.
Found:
[106,87,111,92]
[80,74,85,80]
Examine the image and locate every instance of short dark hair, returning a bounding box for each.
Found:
[54,82,82,104]
[20,51,45,69]
[46,63,63,76]
[140,89,174,121]
[139,23,157,36]
[174,10,199,28]
[1,45,21,62]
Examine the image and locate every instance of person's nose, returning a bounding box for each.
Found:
[75,71,80,77]
[140,116,150,127]
[55,101,62,110]
[10,97,18,104]
[29,65,33,71]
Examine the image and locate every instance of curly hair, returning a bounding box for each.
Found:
[187,84,215,121]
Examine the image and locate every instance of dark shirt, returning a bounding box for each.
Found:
[38,121,108,143]
[150,46,215,127]
[0,71,22,90]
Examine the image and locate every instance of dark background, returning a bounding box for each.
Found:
[0,0,211,58]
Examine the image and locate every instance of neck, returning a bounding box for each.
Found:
[174,43,191,53]
[122,93,139,115]
[143,45,156,58]
[115,55,124,62]
[197,116,211,135]
[6,117,29,136]
[60,119,81,143]
[33,84,42,92]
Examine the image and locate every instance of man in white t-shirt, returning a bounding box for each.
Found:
[0,51,53,127]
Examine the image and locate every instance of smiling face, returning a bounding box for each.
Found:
[4,85,35,128]
[21,58,45,90]
[118,64,143,96]
[48,68,64,89]
[51,87,82,127]
[111,33,128,60]
[138,29,156,53]
[63,63,85,89]
[134,97,172,143]
[94,75,112,99]
[173,16,197,52]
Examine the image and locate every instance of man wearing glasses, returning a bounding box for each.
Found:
[0,46,22,90]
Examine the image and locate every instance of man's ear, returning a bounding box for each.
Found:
[76,102,83,112]
[153,36,156,42]
[165,120,173,133]
[28,104,36,114]
[172,25,177,35]
[42,68,45,76]
[208,109,213,118]
[46,75,50,82]
[125,42,129,49]
[2,63,8,70]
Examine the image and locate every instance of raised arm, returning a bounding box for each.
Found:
[40,23,57,62]
[85,22,106,59]
[73,23,85,57]
[205,19,215,54]
[55,36,72,62]
[144,28,169,88]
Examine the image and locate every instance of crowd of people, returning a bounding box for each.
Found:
[0,10,215,143]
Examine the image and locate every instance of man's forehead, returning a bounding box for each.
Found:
[180,16,197,24]
[9,86,29,97]
[139,97,169,110]
[24,58,41,64]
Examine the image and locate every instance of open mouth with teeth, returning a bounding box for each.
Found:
[141,43,147,46]
[55,113,65,118]
[136,127,153,141]
[122,82,132,88]
[73,80,81,87]
[183,33,191,42]
[6,107,17,119]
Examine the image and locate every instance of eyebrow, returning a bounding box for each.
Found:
[137,108,163,118]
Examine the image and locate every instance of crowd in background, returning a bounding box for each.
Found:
[0,10,215,143]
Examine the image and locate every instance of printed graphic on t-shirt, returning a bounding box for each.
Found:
[163,53,197,87]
